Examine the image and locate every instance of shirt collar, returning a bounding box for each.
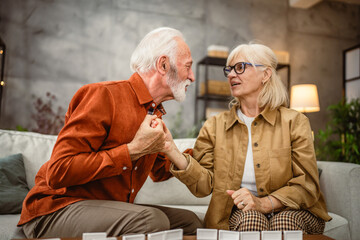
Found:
[129,72,154,105]
[129,73,167,118]
[225,104,277,131]
[260,105,277,126]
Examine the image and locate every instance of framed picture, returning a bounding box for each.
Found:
[343,44,360,101]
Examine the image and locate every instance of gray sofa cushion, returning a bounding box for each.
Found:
[0,153,29,214]
[0,214,25,239]
[317,161,360,240]
[0,130,57,189]
[324,212,351,240]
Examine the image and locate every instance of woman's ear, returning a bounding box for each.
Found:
[157,55,169,75]
[262,68,272,84]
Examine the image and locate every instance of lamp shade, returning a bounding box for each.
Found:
[290,84,320,113]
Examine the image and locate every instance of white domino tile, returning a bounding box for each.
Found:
[197,228,218,240]
[165,229,183,240]
[82,232,107,240]
[218,230,240,240]
[283,231,303,240]
[240,231,260,240]
[261,231,282,240]
[122,233,145,240]
[147,231,166,240]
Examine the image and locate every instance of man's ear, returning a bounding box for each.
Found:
[157,55,169,75]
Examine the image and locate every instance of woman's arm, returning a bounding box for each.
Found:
[227,188,284,214]
[163,117,217,197]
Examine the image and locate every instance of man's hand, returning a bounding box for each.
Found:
[150,118,189,170]
[127,115,167,161]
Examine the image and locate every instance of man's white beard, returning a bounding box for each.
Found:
[171,78,192,102]
[167,65,191,102]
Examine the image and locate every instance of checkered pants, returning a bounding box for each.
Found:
[229,208,325,234]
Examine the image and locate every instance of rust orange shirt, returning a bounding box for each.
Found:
[18,73,172,225]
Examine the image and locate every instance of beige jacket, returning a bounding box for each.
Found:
[171,105,331,230]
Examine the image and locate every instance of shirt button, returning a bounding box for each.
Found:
[134,166,138,171]
[260,188,264,192]
[151,103,156,107]
[256,163,260,168]
[123,166,127,170]
[254,142,258,147]
[131,189,135,193]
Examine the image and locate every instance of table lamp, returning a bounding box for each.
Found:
[290,84,320,141]
[290,84,320,113]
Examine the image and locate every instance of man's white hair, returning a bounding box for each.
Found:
[130,27,184,74]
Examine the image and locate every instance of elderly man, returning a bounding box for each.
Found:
[19,27,201,238]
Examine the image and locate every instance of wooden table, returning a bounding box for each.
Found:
[20,234,335,240]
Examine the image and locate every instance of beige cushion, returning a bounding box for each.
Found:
[0,130,57,189]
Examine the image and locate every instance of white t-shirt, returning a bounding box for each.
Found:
[237,108,258,196]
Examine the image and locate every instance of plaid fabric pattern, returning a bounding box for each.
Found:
[229,210,269,231]
[229,208,325,234]
[270,210,325,234]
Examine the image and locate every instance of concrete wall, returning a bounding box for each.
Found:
[0,0,359,137]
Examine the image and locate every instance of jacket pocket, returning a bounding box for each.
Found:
[268,147,292,191]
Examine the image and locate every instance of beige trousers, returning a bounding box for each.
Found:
[22,200,203,238]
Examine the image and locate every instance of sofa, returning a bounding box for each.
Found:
[0,129,359,240]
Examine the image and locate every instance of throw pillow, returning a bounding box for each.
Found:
[0,153,29,214]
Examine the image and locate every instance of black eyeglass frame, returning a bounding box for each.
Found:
[223,62,264,77]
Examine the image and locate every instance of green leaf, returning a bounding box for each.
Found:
[315,98,360,164]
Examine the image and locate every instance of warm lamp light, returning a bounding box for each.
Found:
[0,37,5,118]
[290,84,320,113]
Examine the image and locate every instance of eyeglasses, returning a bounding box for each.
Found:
[223,62,264,77]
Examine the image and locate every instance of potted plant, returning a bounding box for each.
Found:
[315,98,360,164]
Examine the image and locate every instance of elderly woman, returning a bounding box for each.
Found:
[162,43,331,233]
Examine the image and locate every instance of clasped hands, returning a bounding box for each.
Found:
[127,115,173,161]
[226,188,272,214]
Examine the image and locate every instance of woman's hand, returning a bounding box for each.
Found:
[226,188,271,213]
[150,118,174,153]
[150,118,189,170]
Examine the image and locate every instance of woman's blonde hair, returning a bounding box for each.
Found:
[227,43,289,110]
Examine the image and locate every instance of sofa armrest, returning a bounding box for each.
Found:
[316,161,360,240]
